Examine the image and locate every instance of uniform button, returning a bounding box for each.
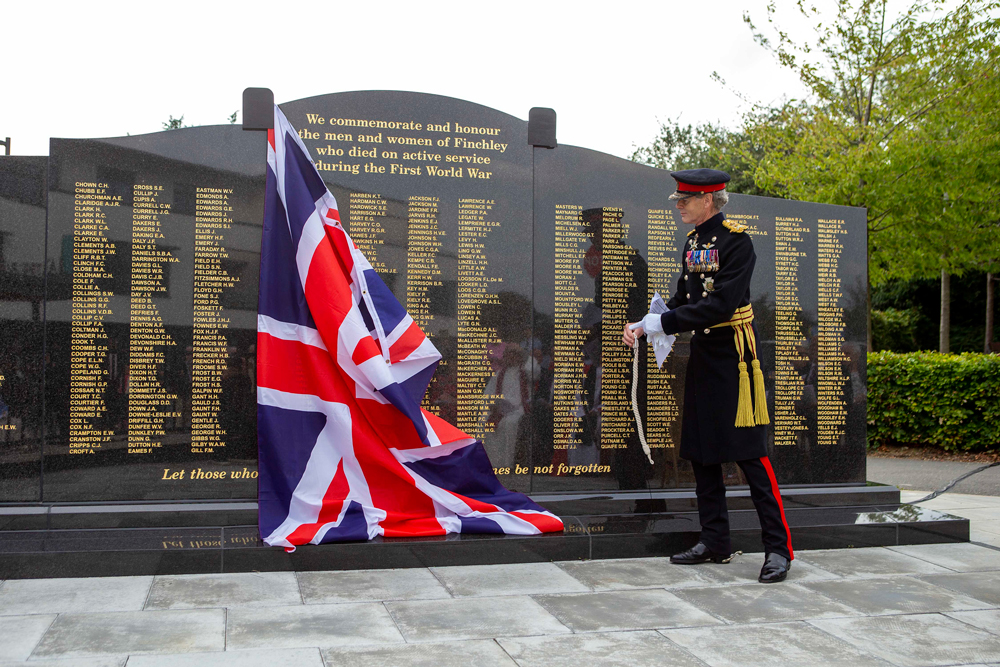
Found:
[712,236,717,242]
[703,328,711,334]
[700,273,705,278]
[691,330,697,335]
[702,291,708,297]
[682,275,687,281]
[686,293,691,299]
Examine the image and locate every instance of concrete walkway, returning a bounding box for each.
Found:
[0,492,998,666]
[869,457,1000,496]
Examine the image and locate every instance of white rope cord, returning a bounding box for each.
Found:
[630,338,654,465]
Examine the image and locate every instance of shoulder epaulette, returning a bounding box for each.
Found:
[687,228,698,237]
[723,220,748,233]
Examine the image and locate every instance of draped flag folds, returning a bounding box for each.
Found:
[257,105,563,548]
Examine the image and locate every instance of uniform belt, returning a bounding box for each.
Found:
[709,305,770,428]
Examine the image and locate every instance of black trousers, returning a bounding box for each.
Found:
[691,457,794,560]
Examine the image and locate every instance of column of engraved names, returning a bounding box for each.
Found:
[348,193,393,275]
[128,185,179,454]
[599,208,632,449]
[455,198,501,438]
[406,196,444,413]
[68,182,119,454]
[817,218,849,445]
[552,205,588,450]
[191,188,238,454]
[772,216,809,446]
[645,209,680,447]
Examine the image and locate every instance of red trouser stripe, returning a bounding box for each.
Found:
[761,456,794,560]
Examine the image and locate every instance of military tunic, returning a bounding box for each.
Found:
[659,211,768,465]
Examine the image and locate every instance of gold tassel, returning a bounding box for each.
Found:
[735,361,755,427]
[752,358,770,425]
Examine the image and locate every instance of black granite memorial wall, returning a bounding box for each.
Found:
[0,91,868,508]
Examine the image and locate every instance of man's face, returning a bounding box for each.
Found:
[675,192,714,225]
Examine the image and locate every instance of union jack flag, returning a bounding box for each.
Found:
[257,106,563,548]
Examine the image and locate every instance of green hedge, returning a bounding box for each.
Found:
[868,352,1000,452]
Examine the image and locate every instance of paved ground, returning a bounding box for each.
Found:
[0,491,997,666]
[869,457,1000,496]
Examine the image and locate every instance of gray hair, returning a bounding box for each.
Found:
[712,189,729,210]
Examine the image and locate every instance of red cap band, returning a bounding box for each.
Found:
[676,182,726,193]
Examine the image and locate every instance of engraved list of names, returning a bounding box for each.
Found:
[644,209,681,447]
[191,188,239,454]
[552,204,589,450]
[455,198,501,438]
[599,208,633,449]
[772,216,809,446]
[816,218,849,445]
[128,185,179,454]
[68,182,119,454]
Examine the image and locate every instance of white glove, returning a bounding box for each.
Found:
[640,313,663,335]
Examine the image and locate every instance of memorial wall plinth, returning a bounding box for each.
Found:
[0,90,868,508]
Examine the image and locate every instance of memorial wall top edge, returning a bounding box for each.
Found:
[278,89,530,124]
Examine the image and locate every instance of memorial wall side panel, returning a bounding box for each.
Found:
[727,196,868,484]
[0,157,46,502]
[279,92,534,492]
[43,128,266,502]
[532,146,868,490]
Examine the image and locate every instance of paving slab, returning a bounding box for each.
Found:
[31,609,224,659]
[323,639,518,666]
[973,532,1000,548]
[700,552,842,584]
[555,557,729,591]
[810,613,1000,667]
[385,595,570,642]
[126,647,325,666]
[0,576,151,616]
[796,547,952,578]
[663,621,892,667]
[145,572,301,610]
[297,568,450,604]
[889,543,1000,572]
[801,577,989,615]
[498,630,706,667]
[533,588,722,633]
[672,582,856,624]
[974,520,1000,535]
[920,571,1000,606]
[227,602,403,650]
[946,610,1000,636]
[429,562,590,597]
[0,613,57,661]
[918,494,1000,511]
[0,658,125,667]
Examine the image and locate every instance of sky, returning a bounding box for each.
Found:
[2,0,815,159]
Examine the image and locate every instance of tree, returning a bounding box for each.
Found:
[631,119,775,196]
[741,0,1000,351]
[162,115,188,130]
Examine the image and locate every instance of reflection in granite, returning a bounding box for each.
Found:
[0,156,47,502]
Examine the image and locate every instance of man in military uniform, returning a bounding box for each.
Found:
[622,169,793,583]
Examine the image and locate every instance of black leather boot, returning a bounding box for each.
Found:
[670,542,731,564]
[758,553,790,583]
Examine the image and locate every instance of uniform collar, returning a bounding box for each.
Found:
[695,212,725,238]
